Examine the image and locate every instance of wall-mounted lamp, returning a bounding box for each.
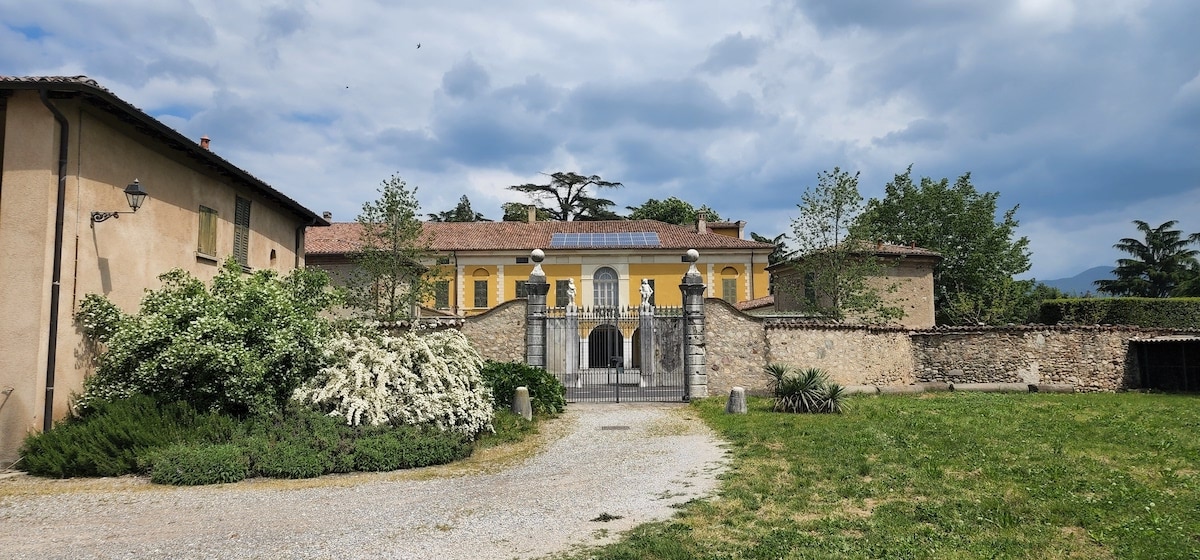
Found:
[91,179,149,225]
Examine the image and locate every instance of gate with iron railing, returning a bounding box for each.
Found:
[545,305,686,402]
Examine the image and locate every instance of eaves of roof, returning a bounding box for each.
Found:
[306,220,777,255]
[0,76,328,226]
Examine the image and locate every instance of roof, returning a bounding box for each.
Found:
[0,76,327,226]
[734,294,775,311]
[306,220,777,255]
[767,242,942,271]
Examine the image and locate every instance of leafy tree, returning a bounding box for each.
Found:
[750,232,795,265]
[427,195,489,222]
[943,277,1066,326]
[349,175,440,321]
[501,202,553,222]
[789,168,903,323]
[853,167,1031,325]
[626,197,721,225]
[1094,220,1200,297]
[507,171,623,221]
[75,259,338,416]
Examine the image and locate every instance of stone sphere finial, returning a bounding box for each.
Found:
[531,248,545,263]
[685,249,699,262]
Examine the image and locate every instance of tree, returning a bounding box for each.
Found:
[501,202,553,222]
[427,195,489,222]
[626,197,721,225]
[76,259,338,416]
[853,167,1031,325]
[507,171,623,221]
[789,168,903,323]
[349,175,439,321]
[1094,220,1200,297]
[750,232,795,265]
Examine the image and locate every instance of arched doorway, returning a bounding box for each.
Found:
[588,324,623,368]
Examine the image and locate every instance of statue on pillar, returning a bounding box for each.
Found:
[566,278,577,309]
[640,278,654,309]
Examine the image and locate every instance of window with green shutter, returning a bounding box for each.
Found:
[197,206,218,257]
[233,196,251,267]
[515,280,528,298]
[722,278,737,304]
[555,279,571,307]
[435,281,450,309]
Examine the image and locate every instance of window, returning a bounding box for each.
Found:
[516,257,529,264]
[434,281,449,308]
[721,267,739,304]
[436,256,450,265]
[593,267,618,308]
[515,280,528,298]
[555,279,571,307]
[233,196,251,267]
[474,280,488,308]
[197,206,218,257]
[721,279,737,304]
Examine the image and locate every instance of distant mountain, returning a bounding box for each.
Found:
[1041,266,1114,296]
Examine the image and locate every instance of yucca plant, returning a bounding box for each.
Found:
[763,363,792,396]
[766,366,846,414]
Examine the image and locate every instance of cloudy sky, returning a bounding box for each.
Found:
[3,0,1198,279]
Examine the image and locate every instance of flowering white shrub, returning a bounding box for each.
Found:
[294,329,494,435]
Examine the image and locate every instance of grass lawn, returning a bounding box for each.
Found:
[567,392,1200,559]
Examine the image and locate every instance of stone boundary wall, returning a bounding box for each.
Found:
[765,324,916,390]
[460,299,526,363]
[705,304,1182,394]
[910,326,1156,392]
[704,299,768,397]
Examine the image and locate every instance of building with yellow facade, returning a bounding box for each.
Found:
[305,214,774,315]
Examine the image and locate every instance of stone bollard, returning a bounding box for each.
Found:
[512,386,533,421]
[726,387,747,414]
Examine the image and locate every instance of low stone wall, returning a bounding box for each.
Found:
[765,323,916,389]
[705,299,768,397]
[911,326,1149,392]
[461,299,526,363]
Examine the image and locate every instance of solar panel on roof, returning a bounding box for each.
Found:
[549,232,661,248]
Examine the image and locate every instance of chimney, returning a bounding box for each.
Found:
[696,211,707,234]
[527,205,537,223]
[322,211,332,220]
[199,135,210,150]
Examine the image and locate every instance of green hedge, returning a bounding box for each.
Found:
[480,361,566,415]
[1038,297,1200,328]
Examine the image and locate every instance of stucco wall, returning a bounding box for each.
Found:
[911,326,1146,392]
[0,91,313,464]
[460,299,527,363]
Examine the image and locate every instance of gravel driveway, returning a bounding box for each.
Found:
[0,403,728,559]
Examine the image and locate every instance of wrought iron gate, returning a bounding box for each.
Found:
[545,305,686,402]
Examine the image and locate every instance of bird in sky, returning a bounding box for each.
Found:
[416,43,421,49]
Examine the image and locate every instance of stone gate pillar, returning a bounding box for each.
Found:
[680,249,707,399]
[525,249,550,369]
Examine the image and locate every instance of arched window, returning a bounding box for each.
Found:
[472,268,490,308]
[593,267,618,308]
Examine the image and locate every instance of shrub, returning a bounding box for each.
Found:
[147,443,249,485]
[763,364,846,414]
[352,427,471,472]
[76,259,339,416]
[18,395,235,477]
[294,329,493,435]
[1038,297,1200,328]
[252,442,327,479]
[480,361,566,415]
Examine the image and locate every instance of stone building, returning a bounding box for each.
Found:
[0,76,326,465]
[768,243,942,329]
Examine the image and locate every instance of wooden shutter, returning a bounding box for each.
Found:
[233,197,251,267]
[197,206,218,256]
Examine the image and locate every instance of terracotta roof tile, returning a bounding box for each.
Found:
[306,220,776,254]
[734,294,775,311]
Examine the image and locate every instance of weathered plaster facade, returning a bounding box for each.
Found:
[0,78,325,465]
